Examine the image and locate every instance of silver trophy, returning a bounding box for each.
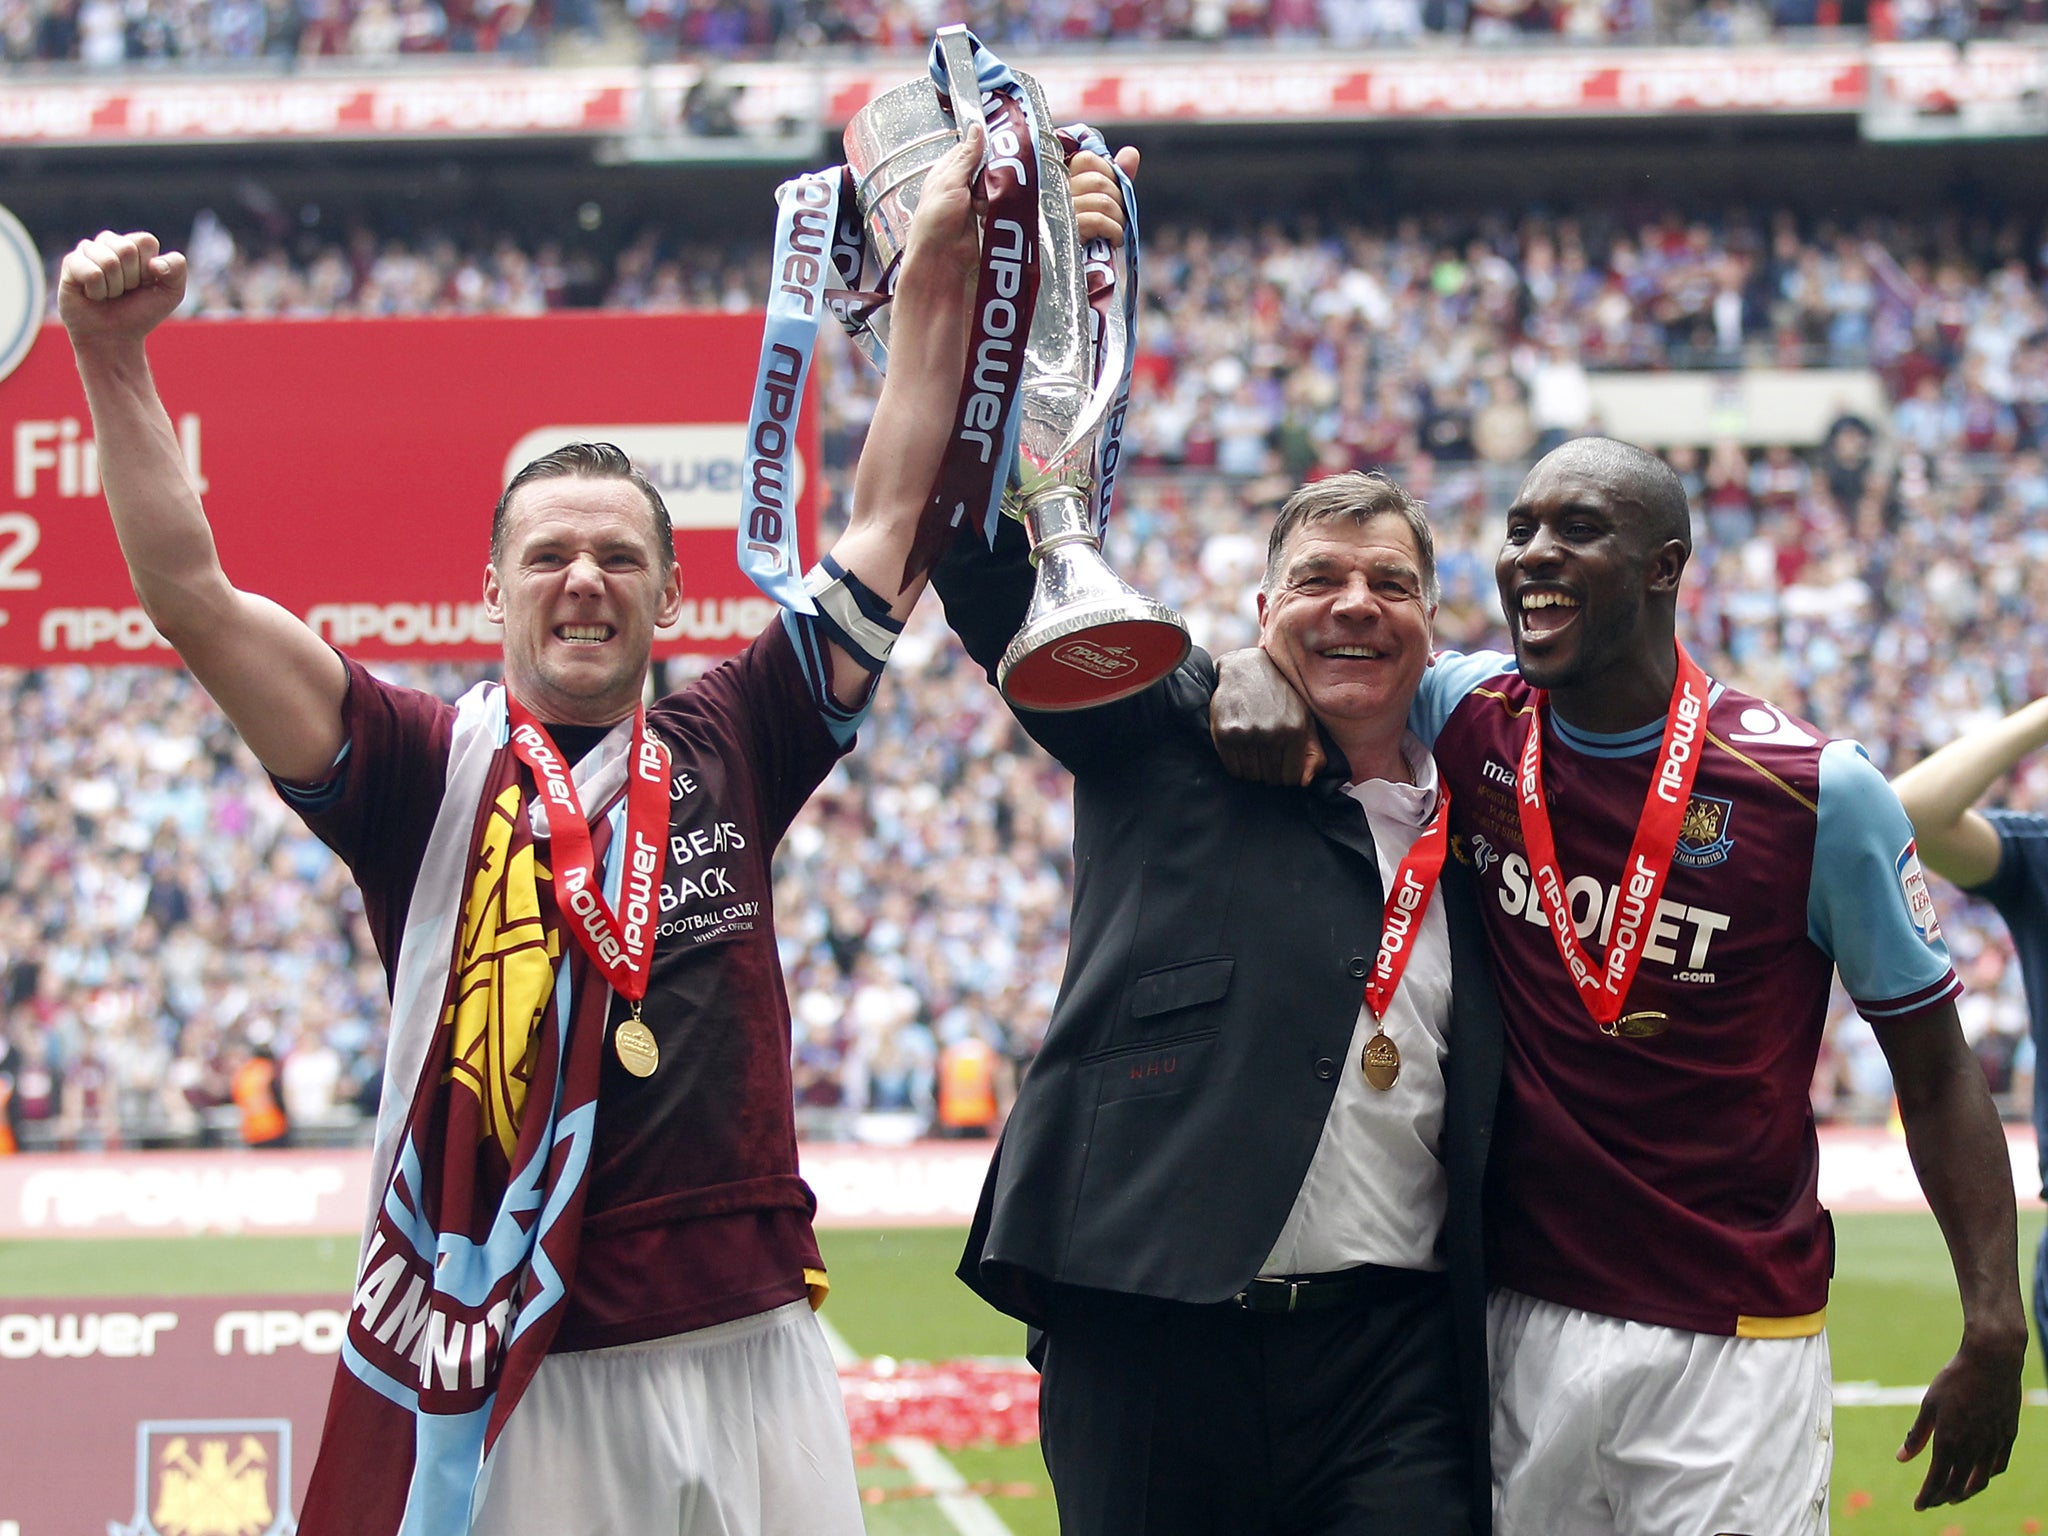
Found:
[842,26,1189,711]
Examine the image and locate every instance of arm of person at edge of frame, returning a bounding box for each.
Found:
[818,137,1140,708]
[1209,644,1328,788]
[1892,696,2048,888]
[1871,1000,2026,1510]
[59,232,349,785]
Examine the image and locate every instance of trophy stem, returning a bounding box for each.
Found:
[996,487,1190,713]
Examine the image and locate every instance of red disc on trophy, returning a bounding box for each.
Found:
[999,616,1190,712]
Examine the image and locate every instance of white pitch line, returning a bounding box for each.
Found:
[815,1311,861,1367]
[815,1313,1017,1536]
[888,1437,1015,1536]
[1834,1382,2048,1407]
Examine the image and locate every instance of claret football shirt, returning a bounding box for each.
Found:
[1412,650,1960,1337]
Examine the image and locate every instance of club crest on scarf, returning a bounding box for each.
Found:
[443,783,558,1165]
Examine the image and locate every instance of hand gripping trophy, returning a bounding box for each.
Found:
[740,25,1189,710]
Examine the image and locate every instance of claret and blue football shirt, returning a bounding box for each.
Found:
[1414,650,1960,1337]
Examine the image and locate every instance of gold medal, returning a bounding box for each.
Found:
[1602,1010,1670,1040]
[614,1011,660,1077]
[1361,1029,1401,1091]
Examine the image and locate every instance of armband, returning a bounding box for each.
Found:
[803,555,903,675]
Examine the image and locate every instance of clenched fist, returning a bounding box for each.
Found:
[59,230,188,344]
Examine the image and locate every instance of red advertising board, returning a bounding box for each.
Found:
[0,67,638,145]
[0,45,1924,148]
[0,310,815,665]
[816,46,1871,127]
[8,43,2047,150]
[0,1143,998,1238]
[0,1293,339,1536]
[0,1287,1045,1533]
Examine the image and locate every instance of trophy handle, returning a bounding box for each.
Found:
[935,26,989,149]
[845,324,888,376]
[1019,73,1132,483]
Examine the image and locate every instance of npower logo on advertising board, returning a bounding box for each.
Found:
[503,422,804,533]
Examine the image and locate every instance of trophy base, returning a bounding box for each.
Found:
[997,603,1191,712]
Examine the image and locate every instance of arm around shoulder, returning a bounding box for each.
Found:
[62,232,347,782]
[1892,697,2048,887]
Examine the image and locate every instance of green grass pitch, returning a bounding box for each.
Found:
[3,1213,2040,1535]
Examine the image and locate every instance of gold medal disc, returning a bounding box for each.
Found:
[1361,1030,1401,1091]
[1602,1010,1670,1040]
[614,1017,660,1077]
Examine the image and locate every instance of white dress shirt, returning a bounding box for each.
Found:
[1262,731,1453,1276]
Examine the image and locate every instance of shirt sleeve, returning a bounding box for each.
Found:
[778,606,882,748]
[1807,737,1963,1020]
[1968,809,2048,916]
[1410,648,1516,747]
[664,619,856,843]
[267,654,455,977]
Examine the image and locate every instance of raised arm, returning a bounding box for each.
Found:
[819,128,983,709]
[60,232,347,782]
[1871,1004,2026,1509]
[1893,698,2048,887]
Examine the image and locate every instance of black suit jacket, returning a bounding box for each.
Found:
[935,519,1504,1519]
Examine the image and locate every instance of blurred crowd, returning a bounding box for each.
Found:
[0,0,596,64]
[0,0,2029,68]
[6,197,2048,1149]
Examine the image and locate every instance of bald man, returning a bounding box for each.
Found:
[1213,438,2024,1535]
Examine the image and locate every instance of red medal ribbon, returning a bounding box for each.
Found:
[1363,782,1452,1021]
[506,697,671,1005]
[1514,644,1710,1028]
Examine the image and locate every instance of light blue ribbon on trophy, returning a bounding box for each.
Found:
[1064,120,1141,543]
[740,28,1044,609]
[738,168,863,614]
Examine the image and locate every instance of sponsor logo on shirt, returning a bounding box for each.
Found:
[656,814,762,946]
[1673,794,1736,870]
[1493,852,1732,984]
[1896,839,1943,945]
[1724,702,1817,748]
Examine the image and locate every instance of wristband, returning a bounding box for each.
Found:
[803,555,903,674]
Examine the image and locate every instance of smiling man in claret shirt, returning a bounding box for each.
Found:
[54,136,1142,1536]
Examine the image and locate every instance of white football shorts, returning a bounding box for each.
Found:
[470,1299,864,1536]
[1489,1288,1832,1536]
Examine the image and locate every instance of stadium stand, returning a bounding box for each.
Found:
[5,204,2044,1149]
[0,0,2031,67]
[3,26,2046,1149]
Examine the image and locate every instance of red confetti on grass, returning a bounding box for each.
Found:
[859,1482,1044,1503]
[839,1358,1040,1448]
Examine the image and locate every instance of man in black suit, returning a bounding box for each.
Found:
[933,471,1502,1536]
